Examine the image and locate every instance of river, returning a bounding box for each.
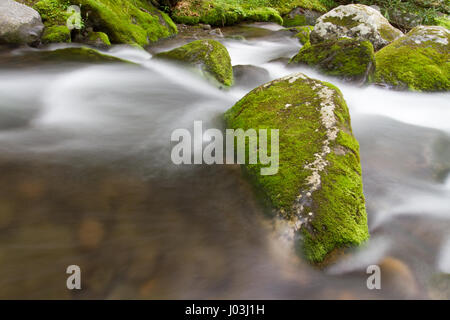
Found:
[0,23,448,299]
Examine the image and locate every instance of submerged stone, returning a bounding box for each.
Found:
[310,4,403,51]
[155,39,233,86]
[373,26,450,91]
[290,38,375,83]
[224,73,369,263]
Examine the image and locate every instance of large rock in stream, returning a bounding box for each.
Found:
[0,0,44,45]
[155,39,234,86]
[310,4,403,51]
[374,26,450,91]
[290,38,375,83]
[224,73,369,263]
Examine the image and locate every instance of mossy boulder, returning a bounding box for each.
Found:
[310,4,404,51]
[33,0,178,46]
[85,31,111,48]
[294,25,314,44]
[72,0,177,46]
[41,25,71,44]
[155,39,233,86]
[290,38,375,83]
[373,26,450,91]
[224,73,369,263]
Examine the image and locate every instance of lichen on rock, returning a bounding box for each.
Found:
[373,26,450,91]
[310,4,404,51]
[224,73,369,263]
[155,39,234,86]
[290,37,375,83]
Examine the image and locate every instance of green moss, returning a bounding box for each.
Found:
[435,16,450,30]
[294,25,314,44]
[69,0,177,47]
[172,1,283,26]
[87,31,111,46]
[41,25,71,43]
[155,39,234,86]
[283,14,307,27]
[290,38,375,82]
[374,26,450,91]
[33,0,71,27]
[224,74,369,263]
[33,0,177,47]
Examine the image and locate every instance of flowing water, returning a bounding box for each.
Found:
[0,23,449,299]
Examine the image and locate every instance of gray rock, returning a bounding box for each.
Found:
[310,4,403,51]
[0,0,44,46]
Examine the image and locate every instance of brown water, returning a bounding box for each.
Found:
[0,23,449,299]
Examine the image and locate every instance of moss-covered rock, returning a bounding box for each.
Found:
[310,4,404,51]
[290,38,375,83]
[224,73,369,263]
[171,0,283,26]
[373,26,450,91]
[294,25,314,44]
[85,31,111,48]
[41,25,71,44]
[72,0,177,47]
[33,0,177,46]
[155,39,233,86]
[33,0,71,27]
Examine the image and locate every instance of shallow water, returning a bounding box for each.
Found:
[0,23,449,299]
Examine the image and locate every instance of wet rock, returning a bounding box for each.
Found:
[310,4,403,51]
[379,256,419,298]
[290,38,375,83]
[0,0,44,46]
[155,39,233,86]
[232,65,271,89]
[373,26,450,91]
[224,73,369,263]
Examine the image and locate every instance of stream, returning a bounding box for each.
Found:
[0,23,449,299]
